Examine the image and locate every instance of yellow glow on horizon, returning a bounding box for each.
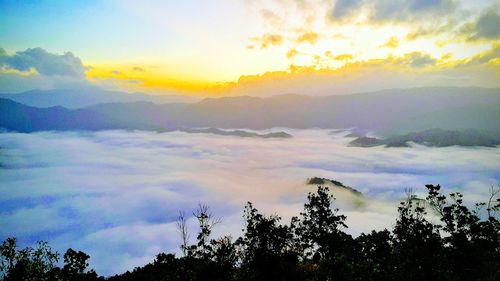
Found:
[81,0,499,97]
[85,40,499,96]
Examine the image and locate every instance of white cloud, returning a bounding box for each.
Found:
[0,48,89,93]
[0,48,87,77]
[0,129,498,275]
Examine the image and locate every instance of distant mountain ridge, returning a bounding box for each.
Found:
[178,128,292,138]
[0,88,198,108]
[1,87,499,135]
[348,129,500,147]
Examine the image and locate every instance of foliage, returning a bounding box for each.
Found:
[0,238,59,281]
[0,239,100,281]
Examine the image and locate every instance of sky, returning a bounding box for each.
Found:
[1,1,499,275]
[0,0,499,96]
[1,129,499,275]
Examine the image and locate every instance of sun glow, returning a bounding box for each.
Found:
[1,0,498,95]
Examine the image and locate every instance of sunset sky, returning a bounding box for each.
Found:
[0,0,499,96]
[1,1,500,276]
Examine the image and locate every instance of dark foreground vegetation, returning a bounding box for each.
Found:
[1,184,499,281]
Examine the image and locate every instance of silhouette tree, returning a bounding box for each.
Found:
[187,203,221,259]
[62,248,98,281]
[392,188,444,281]
[176,211,190,257]
[293,186,360,280]
[237,202,302,281]
[352,229,393,281]
[426,184,500,281]
[292,186,348,259]
[0,238,59,281]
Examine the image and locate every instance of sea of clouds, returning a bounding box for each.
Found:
[1,129,499,275]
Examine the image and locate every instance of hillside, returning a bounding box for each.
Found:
[307,177,362,195]
[178,128,292,138]
[348,129,500,147]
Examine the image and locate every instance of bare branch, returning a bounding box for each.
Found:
[176,211,190,257]
[486,184,500,217]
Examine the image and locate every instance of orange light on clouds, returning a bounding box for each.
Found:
[77,0,499,96]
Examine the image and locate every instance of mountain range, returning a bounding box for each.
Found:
[0,87,197,108]
[1,87,499,135]
[348,128,500,147]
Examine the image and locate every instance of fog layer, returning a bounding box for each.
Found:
[0,130,498,275]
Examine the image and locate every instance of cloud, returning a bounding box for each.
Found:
[252,33,284,49]
[241,0,493,97]
[260,9,282,26]
[405,22,454,40]
[1,129,498,275]
[132,66,146,72]
[0,47,87,77]
[286,48,299,59]
[296,31,319,45]
[462,7,500,41]
[0,47,90,93]
[216,50,499,97]
[334,54,354,61]
[332,0,363,19]
[399,52,437,68]
[330,0,457,22]
[456,44,500,67]
[380,36,399,48]
[324,52,354,61]
[475,8,500,39]
[372,0,456,21]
